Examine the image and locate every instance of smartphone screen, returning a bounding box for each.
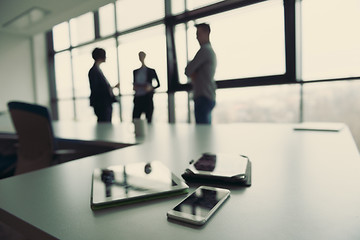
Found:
[167,186,230,225]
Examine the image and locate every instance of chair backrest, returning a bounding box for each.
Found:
[7,101,55,175]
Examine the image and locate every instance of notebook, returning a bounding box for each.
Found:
[91,161,189,210]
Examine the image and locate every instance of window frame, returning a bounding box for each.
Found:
[165,0,296,93]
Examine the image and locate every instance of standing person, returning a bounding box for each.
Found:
[132,51,160,123]
[88,48,118,123]
[185,23,217,124]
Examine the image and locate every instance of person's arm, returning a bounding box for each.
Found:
[151,69,160,89]
[142,68,160,92]
[133,70,140,91]
[185,48,206,80]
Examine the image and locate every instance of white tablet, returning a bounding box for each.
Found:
[91,161,189,210]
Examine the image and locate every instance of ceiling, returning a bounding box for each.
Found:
[0,0,114,37]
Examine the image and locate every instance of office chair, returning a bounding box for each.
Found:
[7,101,78,175]
[0,135,17,178]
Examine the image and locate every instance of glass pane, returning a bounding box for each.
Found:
[180,0,285,81]
[119,93,167,123]
[116,0,164,31]
[72,45,93,98]
[171,0,185,15]
[152,93,168,123]
[112,102,121,123]
[69,12,95,46]
[212,85,300,123]
[117,25,167,94]
[53,22,70,51]
[174,24,188,84]
[120,95,133,122]
[187,0,224,10]
[301,0,360,81]
[75,99,120,123]
[54,51,73,99]
[303,80,360,149]
[58,99,74,121]
[75,98,97,122]
[175,91,190,123]
[72,39,118,98]
[99,3,116,37]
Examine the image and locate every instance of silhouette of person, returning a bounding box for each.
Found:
[132,51,160,123]
[88,48,118,123]
[185,23,217,124]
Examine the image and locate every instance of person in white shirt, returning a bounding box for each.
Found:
[185,23,217,124]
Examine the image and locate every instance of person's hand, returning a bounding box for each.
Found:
[113,83,119,88]
[145,85,153,92]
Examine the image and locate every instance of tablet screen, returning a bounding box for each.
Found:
[173,187,229,217]
[91,161,188,209]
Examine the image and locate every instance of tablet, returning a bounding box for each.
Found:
[91,161,189,210]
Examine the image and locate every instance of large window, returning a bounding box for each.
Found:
[51,0,167,122]
[175,0,285,84]
[49,0,360,137]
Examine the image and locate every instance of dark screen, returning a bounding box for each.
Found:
[173,188,228,217]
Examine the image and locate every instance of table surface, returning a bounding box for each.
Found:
[0,115,360,240]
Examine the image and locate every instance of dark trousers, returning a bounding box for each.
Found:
[194,96,215,124]
[132,93,154,123]
[93,104,113,123]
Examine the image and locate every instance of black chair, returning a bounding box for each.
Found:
[7,101,78,175]
[0,134,17,178]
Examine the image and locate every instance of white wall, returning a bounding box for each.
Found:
[32,33,50,107]
[0,33,49,112]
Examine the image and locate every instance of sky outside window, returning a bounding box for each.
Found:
[117,25,167,95]
[69,12,95,46]
[116,0,164,31]
[301,0,360,80]
[52,22,70,51]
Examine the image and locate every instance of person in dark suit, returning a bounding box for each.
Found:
[88,48,118,123]
[132,51,160,123]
